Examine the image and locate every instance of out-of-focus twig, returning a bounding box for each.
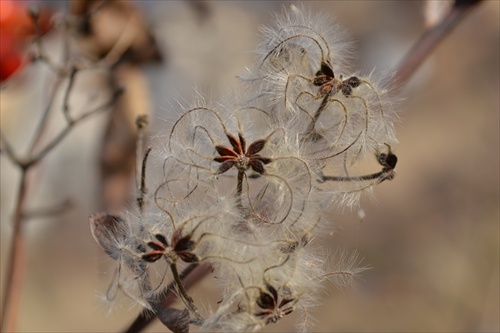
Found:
[0,86,121,332]
[0,168,28,333]
[0,5,123,330]
[393,0,482,87]
[27,75,65,153]
[29,87,123,168]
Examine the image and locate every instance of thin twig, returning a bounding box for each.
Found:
[29,88,123,167]
[28,3,63,73]
[135,115,149,212]
[0,170,28,332]
[27,75,65,154]
[62,67,79,123]
[137,147,152,212]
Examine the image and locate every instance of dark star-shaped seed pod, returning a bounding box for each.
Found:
[214,132,272,174]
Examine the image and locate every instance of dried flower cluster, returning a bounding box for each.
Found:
[89,5,399,332]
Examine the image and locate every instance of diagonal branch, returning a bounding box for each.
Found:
[123,262,212,333]
[393,0,483,87]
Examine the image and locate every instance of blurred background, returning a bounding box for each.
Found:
[1,1,498,332]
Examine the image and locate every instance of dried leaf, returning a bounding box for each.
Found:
[88,212,125,260]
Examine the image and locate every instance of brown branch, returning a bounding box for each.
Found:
[123,262,213,333]
[169,263,204,323]
[1,170,28,332]
[393,0,483,87]
[0,85,122,333]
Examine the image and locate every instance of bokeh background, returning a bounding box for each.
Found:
[1,1,498,332]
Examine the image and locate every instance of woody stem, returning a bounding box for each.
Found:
[305,95,329,141]
[169,263,204,323]
[236,170,244,208]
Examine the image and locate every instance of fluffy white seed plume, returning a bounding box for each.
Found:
[260,8,399,207]
[89,4,399,332]
[235,5,401,213]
